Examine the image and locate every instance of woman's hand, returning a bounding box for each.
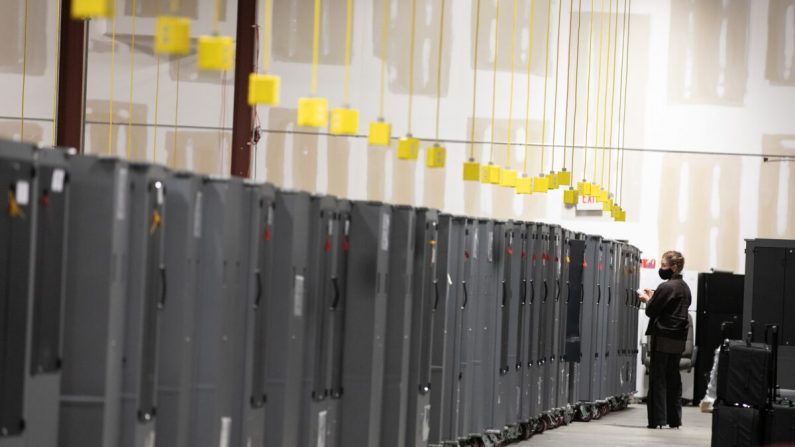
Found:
[638,288,654,303]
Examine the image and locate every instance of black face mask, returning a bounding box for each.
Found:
[659,268,674,280]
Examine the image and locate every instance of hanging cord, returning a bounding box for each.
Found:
[522,0,536,174]
[107,0,118,155]
[19,0,29,141]
[127,0,137,160]
[549,0,564,172]
[619,0,631,204]
[488,0,502,163]
[592,0,605,182]
[581,0,595,182]
[606,0,619,196]
[505,0,518,167]
[310,0,322,95]
[568,0,584,176]
[433,0,446,142]
[51,0,62,144]
[469,0,482,160]
[538,0,554,174]
[172,59,181,168]
[378,0,390,119]
[343,0,353,106]
[263,0,273,72]
[213,0,221,34]
[599,0,613,187]
[406,0,418,134]
[151,55,161,162]
[613,0,627,197]
[560,0,575,174]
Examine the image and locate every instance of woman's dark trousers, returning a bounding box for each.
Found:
[647,350,682,427]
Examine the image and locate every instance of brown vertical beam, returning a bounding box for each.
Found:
[230,0,258,178]
[56,0,87,152]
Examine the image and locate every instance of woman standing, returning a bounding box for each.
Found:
[639,251,691,429]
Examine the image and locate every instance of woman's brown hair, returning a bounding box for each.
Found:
[662,250,685,273]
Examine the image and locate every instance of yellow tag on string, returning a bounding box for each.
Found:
[426,144,446,168]
[515,175,533,194]
[7,192,23,218]
[330,107,360,135]
[463,159,480,181]
[71,0,114,19]
[150,209,162,234]
[198,35,234,71]
[297,97,328,128]
[368,121,392,146]
[154,16,191,55]
[248,74,280,106]
[397,136,420,160]
[499,168,517,188]
[563,188,578,205]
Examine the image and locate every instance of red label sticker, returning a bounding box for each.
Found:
[582,260,588,268]
[263,228,271,241]
[464,250,470,259]
[533,255,538,263]
[598,263,603,272]
[341,238,350,251]
[507,247,513,256]
[554,256,559,263]
[521,250,526,258]
[324,238,332,252]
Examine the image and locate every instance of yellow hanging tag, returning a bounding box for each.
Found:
[547,172,559,190]
[533,175,549,193]
[487,164,502,184]
[611,203,621,219]
[368,121,392,146]
[426,144,446,168]
[577,181,591,196]
[397,136,420,160]
[565,255,571,264]
[557,169,572,186]
[330,107,360,135]
[596,189,609,203]
[463,158,480,181]
[154,16,191,55]
[7,192,23,218]
[71,0,113,19]
[563,188,578,205]
[602,198,613,211]
[297,97,329,128]
[499,168,517,188]
[248,74,280,106]
[149,209,162,234]
[198,35,234,71]
[515,175,533,194]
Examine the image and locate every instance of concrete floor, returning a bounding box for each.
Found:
[516,405,711,447]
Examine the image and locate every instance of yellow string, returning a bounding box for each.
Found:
[560,0,574,174]
[263,0,273,72]
[213,0,221,35]
[310,0,322,95]
[581,0,595,181]
[619,0,632,203]
[600,0,613,186]
[20,0,29,142]
[539,0,553,174]
[469,0,482,160]
[488,0,501,163]
[51,0,61,145]
[378,0,390,119]
[606,0,619,195]
[569,0,583,175]
[522,0,536,174]
[172,58,181,168]
[549,0,564,173]
[505,0,518,167]
[613,0,627,197]
[406,0,417,134]
[108,0,118,155]
[593,0,605,182]
[127,0,137,160]
[433,0,446,142]
[152,55,160,162]
[343,0,353,105]
[170,0,179,14]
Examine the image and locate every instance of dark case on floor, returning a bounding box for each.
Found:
[717,339,771,407]
[711,403,762,447]
[762,326,795,445]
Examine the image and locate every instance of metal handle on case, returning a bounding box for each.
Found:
[597,284,602,305]
[501,280,507,307]
[254,270,263,308]
[607,286,612,305]
[565,280,570,304]
[625,288,630,306]
[529,279,535,304]
[433,281,440,311]
[158,266,167,309]
[580,285,584,304]
[555,279,561,302]
[542,280,548,303]
[520,279,527,305]
[461,281,468,310]
[330,276,341,310]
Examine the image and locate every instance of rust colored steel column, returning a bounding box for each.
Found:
[56,0,87,152]
[230,0,258,178]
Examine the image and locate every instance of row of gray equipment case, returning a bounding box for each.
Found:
[0,140,641,447]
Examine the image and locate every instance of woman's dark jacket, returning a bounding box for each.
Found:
[645,274,691,341]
